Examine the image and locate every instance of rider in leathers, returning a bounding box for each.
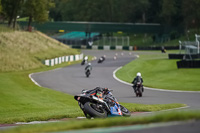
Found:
[82,87,109,100]
[132,72,144,92]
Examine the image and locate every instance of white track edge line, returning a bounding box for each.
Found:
[113,66,200,93]
[29,73,41,87]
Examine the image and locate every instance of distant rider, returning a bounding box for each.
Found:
[132,72,144,92]
[85,62,92,71]
[81,56,88,65]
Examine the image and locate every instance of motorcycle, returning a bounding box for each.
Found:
[74,90,131,118]
[97,56,105,63]
[85,69,90,77]
[134,82,143,97]
[81,59,87,65]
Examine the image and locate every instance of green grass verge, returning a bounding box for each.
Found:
[116,51,200,91]
[1,111,200,133]
[0,61,83,124]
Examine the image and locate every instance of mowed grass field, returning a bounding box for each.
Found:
[116,51,200,91]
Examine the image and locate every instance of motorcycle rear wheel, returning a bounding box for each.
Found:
[138,88,142,97]
[84,102,107,118]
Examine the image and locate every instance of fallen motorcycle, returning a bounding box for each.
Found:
[74,90,131,118]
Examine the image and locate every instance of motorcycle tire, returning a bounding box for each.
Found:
[139,88,142,97]
[84,102,107,118]
[120,105,131,117]
[81,61,85,65]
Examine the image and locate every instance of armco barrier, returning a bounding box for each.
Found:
[70,45,131,50]
[70,45,179,51]
[177,60,200,68]
[169,54,200,59]
[44,53,83,66]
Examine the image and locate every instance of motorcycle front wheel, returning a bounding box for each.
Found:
[84,102,107,118]
[120,105,131,117]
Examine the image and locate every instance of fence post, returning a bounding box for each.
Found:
[127,36,130,46]
[195,34,199,54]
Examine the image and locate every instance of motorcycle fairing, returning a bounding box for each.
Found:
[109,103,122,116]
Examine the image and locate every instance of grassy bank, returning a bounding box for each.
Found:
[0,30,79,72]
[1,111,200,133]
[116,51,200,91]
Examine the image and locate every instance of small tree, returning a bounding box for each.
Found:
[1,0,24,28]
[160,0,177,26]
[24,0,54,31]
[182,0,200,32]
[0,0,2,13]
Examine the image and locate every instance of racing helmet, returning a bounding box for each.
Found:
[137,72,141,77]
[103,88,109,94]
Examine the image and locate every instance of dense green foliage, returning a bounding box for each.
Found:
[1,0,200,32]
[0,0,54,28]
[49,0,200,32]
[116,51,200,91]
[0,0,2,13]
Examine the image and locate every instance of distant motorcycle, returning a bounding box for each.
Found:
[81,59,87,65]
[98,56,105,63]
[81,56,88,65]
[74,90,131,118]
[134,82,143,97]
[85,69,91,77]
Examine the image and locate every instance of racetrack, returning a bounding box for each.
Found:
[31,50,200,110]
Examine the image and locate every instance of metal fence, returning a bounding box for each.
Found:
[92,36,130,46]
[55,36,130,46]
[179,34,200,54]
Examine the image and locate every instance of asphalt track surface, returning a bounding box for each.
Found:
[32,50,200,110]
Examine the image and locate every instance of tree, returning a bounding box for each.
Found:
[146,0,162,23]
[160,0,177,26]
[24,0,54,30]
[1,0,24,28]
[49,0,63,21]
[182,0,200,32]
[0,0,2,13]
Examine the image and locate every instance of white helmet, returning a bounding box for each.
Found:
[84,56,88,60]
[137,72,141,77]
[88,63,91,65]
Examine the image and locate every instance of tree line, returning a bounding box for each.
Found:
[0,0,200,32]
[0,0,54,28]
